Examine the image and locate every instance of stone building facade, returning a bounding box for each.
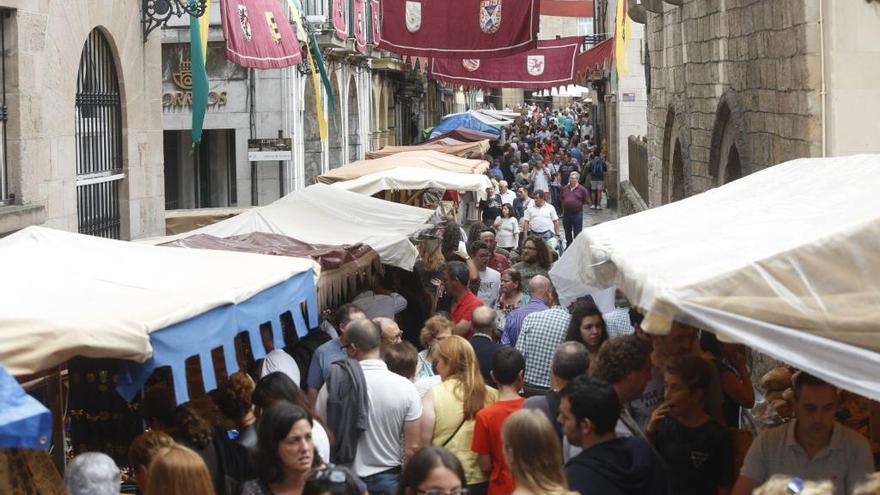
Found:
[643,0,880,207]
[0,0,164,239]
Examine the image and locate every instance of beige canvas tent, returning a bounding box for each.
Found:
[551,154,880,400]
[366,140,490,159]
[317,150,489,185]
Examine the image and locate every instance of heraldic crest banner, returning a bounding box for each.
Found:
[222,0,302,69]
[429,37,582,89]
[378,0,539,58]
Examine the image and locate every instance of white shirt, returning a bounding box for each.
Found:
[494,216,520,249]
[499,189,516,206]
[523,203,559,233]
[312,420,331,465]
[532,166,550,192]
[352,290,408,319]
[477,267,501,307]
[318,359,422,477]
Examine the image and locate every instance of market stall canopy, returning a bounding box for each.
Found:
[551,154,880,400]
[0,226,318,403]
[430,113,502,138]
[0,364,51,449]
[318,150,490,184]
[440,110,516,128]
[145,184,434,270]
[161,233,380,309]
[366,140,490,159]
[423,127,500,144]
[332,167,494,197]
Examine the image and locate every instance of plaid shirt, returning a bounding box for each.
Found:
[603,307,634,339]
[515,307,571,388]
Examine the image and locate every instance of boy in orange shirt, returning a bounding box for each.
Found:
[472,346,526,495]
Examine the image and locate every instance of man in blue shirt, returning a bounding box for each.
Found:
[307,303,367,403]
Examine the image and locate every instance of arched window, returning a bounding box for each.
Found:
[75,29,123,239]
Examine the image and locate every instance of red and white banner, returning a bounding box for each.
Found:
[378,0,540,59]
[371,0,381,46]
[333,0,348,41]
[429,37,582,89]
[221,0,302,69]
[354,0,367,53]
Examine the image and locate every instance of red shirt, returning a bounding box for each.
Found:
[488,253,510,272]
[451,291,482,324]
[560,183,590,213]
[472,397,526,495]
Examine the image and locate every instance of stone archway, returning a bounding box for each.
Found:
[302,76,322,186]
[327,74,343,169]
[348,76,361,162]
[709,96,748,185]
[661,103,691,203]
[671,139,685,201]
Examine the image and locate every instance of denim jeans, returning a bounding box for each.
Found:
[562,210,583,247]
[362,469,400,495]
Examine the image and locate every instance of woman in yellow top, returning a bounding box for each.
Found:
[420,335,498,495]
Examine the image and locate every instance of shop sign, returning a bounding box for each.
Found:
[163,60,228,110]
[248,138,292,161]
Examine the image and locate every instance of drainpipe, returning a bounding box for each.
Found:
[818,0,827,157]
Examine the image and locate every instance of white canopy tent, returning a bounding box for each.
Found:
[552,155,880,400]
[0,226,319,402]
[441,110,516,128]
[145,184,435,270]
[331,167,494,198]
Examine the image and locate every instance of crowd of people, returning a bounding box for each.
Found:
[59,102,880,495]
[478,103,606,253]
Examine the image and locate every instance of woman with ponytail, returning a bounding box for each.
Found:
[420,335,497,495]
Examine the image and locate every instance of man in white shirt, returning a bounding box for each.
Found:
[316,319,421,494]
[497,180,516,206]
[469,240,501,307]
[522,191,560,241]
[352,274,408,319]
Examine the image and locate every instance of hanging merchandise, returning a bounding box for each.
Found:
[378,0,540,58]
[221,0,303,69]
[429,37,582,89]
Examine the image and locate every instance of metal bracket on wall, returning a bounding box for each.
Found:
[142,0,208,42]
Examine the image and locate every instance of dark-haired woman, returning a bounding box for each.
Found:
[252,371,331,464]
[397,446,467,495]
[564,300,608,372]
[241,402,314,495]
[303,466,364,495]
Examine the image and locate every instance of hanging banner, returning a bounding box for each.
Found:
[354,0,367,53]
[371,0,381,45]
[429,37,581,89]
[221,0,303,69]
[333,0,348,41]
[378,0,539,59]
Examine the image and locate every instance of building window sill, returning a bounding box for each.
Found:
[0,204,46,236]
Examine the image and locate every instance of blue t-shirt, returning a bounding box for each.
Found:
[306,338,347,391]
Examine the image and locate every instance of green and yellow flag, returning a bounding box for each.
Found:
[286,0,332,142]
[190,0,210,145]
[615,0,631,80]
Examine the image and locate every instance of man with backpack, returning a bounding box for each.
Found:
[588,153,606,210]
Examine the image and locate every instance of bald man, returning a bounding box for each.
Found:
[469,306,504,387]
[501,275,553,346]
[374,317,403,348]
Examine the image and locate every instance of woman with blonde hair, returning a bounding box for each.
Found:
[414,314,454,381]
[421,335,497,495]
[128,430,175,493]
[146,443,214,495]
[502,409,576,495]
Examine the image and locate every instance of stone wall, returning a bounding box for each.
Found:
[645,0,822,207]
[0,0,164,238]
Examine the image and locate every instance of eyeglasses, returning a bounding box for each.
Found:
[417,489,470,495]
[308,468,348,484]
